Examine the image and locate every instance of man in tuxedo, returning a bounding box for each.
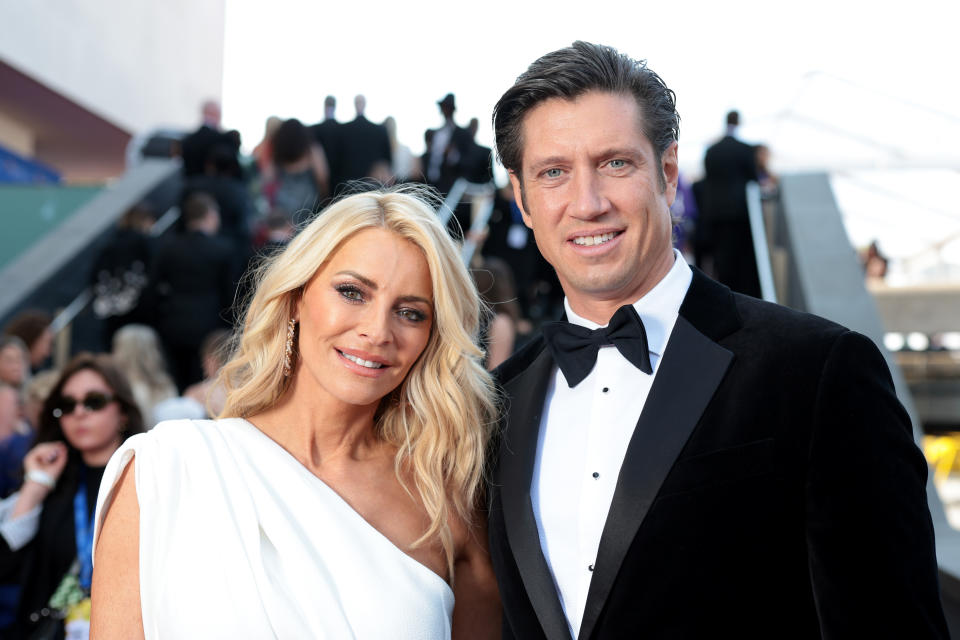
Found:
[488,41,947,639]
[701,110,761,297]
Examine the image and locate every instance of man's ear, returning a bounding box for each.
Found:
[508,171,534,230]
[661,141,680,207]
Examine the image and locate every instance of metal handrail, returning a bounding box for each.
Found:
[746,182,777,303]
[460,194,496,265]
[438,178,496,227]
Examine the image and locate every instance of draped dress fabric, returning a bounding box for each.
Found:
[94,418,454,639]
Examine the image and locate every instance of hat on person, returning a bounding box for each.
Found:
[438,93,456,109]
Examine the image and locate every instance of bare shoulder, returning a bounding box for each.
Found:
[91,458,145,639]
[450,506,501,640]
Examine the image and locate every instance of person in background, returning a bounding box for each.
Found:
[4,311,53,374]
[336,95,393,190]
[425,93,472,196]
[0,337,30,390]
[90,203,156,347]
[310,96,342,195]
[754,143,779,197]
[269,118,330,225]
[149,192,234,392]
[111,325,178,428]
[22,370,58,432]
[700,109,761,297]
[251,115,282,180]
[473,258,520,370]
[92,189,500,639]
[181,100,240,179]
[384,116,420,184]
[182,329,231,418]
[0,383,31,498]
[0,383,29,633]
[0,353,144,639]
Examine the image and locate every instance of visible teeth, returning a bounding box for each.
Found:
[341,352,383,368]
[573,232,617,246]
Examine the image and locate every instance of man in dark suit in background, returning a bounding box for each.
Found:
[701,110,761,297]
[310,95,342,196]
[424,93,473,195]
[180,100,241,179]
[335,95,392,192]
[488,40,947,639]
[149,192,234,391]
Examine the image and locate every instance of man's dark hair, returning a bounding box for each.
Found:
[726,110,740,126]
[493,41,679,190]
[182,192,218,226]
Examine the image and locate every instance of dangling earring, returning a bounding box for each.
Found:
[283,318,297,378]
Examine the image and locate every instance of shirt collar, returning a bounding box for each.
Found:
[563,249,693,357]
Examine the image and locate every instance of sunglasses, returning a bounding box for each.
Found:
[51,392,116,418]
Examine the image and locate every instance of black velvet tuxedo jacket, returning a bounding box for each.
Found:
[489,269,948,639]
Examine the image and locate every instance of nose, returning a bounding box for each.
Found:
[570,169,610,220]
[357,305,392,345]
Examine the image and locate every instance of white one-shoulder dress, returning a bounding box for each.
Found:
[94,418,454,639]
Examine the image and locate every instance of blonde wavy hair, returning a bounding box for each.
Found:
[217,187,497,575]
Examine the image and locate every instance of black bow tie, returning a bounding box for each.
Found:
[542,304,653,388]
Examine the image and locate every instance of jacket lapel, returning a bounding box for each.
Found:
[577,272,737,640]
[499,346,573,640]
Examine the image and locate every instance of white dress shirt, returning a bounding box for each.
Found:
[530,250,693,638]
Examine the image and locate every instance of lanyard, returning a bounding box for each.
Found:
[73,467,95,591]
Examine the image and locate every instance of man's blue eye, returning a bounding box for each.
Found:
[609,159,626,169]
[545,168,563,178]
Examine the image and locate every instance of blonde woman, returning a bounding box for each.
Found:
[111,325,178,427]
[90,189,501,639]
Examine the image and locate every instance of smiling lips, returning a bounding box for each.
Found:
[571,230,622,247]
[336,348,391,374]
[340,351,384,369]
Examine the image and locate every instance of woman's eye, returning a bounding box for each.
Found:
[335,284,364,302]
[398,308,426,323]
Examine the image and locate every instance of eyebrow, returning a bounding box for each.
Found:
[335,271,433,306]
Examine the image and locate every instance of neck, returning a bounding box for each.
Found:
[81,440,120,467]
[566,249,675,325]
[250,371,384,472]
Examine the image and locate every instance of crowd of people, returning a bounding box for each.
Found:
[2,39,945,640]
[0,82,787,639]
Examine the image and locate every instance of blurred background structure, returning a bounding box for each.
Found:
[2,0,960,634]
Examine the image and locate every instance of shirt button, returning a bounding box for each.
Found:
[588,564,595,572]
[592,472,600,478]
[602,387,609,393]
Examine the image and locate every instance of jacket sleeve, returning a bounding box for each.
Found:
[805,330,948,637]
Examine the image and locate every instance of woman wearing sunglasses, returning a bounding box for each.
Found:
[0,352,144,639]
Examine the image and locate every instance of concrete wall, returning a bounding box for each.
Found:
[0,0,225,135]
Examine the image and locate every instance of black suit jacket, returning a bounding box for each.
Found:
[310,119,342,190]
[148,231,234,348]
[701,135,757,223]
[489,269,947,639]
[336,116,391,187]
